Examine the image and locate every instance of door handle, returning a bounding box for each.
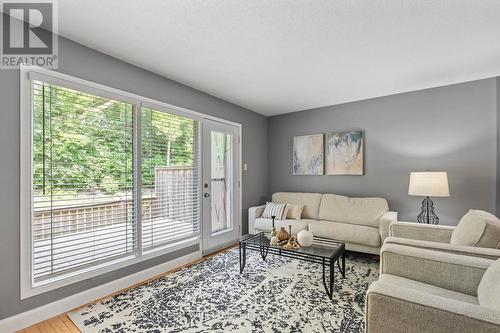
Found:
[204,193,210,198]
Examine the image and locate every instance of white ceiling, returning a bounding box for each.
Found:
[56,0,500,116]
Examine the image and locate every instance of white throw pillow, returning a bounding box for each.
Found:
[286,204,304,220]
[262,202,288,220]
[477,258,500,311]
[450,210,500,248]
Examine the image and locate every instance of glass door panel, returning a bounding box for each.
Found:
[211,131,233,233]
[202,119,240,254]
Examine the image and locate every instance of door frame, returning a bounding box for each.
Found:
[201,118,242,255]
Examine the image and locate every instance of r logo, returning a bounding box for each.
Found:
[2,1,53,54]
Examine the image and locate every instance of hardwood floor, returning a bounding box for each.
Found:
[17,315,80,333]
[16,244,236,333]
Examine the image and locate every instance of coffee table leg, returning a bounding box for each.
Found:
[322,257,334,300]
[260,245,268,260]
[239,243,246,273]
[342,253,346,278]
[337,252,346,278]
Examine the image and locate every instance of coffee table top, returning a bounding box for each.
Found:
[240,232,345,260]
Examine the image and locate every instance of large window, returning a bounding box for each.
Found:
[23,71,200,294]
[32,81,136,281]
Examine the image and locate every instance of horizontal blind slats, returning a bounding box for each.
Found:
[141,107,200,250]
[31,80,201,284]
[32,81,136,281]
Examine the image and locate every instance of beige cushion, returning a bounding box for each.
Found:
[451,210,500,248]
[286,204,303,219]
[385,236,500,260]
[254,217,312,235]
[318,194,388,227]
[379,274,479,304]
[477,259,500,311]
[272,192,322,219]
[309,220,381,247]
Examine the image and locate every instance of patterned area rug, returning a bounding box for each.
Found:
[69,248,379,332]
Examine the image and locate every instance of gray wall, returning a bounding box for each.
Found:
[497,77,500,214]
[0,36,268,319]
[268,79,498,225]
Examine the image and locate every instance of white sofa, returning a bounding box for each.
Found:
[248,192,398,255]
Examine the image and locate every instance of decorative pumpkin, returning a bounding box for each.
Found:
[270,236,279,246]
[297,226,314,247]
[277,227,289,241]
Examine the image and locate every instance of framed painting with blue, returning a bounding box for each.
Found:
[293,134,324,175]
[325,130,364,175]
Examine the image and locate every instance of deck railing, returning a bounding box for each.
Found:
[33,166,194,240]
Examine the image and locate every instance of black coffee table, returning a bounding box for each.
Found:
[239,232,346,299]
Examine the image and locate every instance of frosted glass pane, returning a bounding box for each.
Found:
[211,131,233,233]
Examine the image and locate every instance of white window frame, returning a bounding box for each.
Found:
[20,66,242,299]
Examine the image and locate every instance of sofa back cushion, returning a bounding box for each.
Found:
[272,192,322,219]
[318,194,389,227]
[478,258,500,311]
[451,210,500,249]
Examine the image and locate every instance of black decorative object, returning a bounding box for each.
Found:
[416,196,439,224]
[270,215,277,237]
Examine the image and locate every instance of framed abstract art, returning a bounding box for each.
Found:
[293,134,324,175]
[325,130,363,175]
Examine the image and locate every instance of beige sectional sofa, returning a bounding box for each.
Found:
[248,192,398,255]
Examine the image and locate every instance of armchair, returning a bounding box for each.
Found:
[366,244,500,333]
[388,221,500,260]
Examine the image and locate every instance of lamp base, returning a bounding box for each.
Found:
[417,196,439,224]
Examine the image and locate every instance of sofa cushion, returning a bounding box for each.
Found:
[286,204,304,220]
[272,192,322,219]
[477,258,500,311]
[318,194,389,227]
[379,274,479,304]
[451,210,500,249]
[261,202,288,220]
[254,217,312,235]
[309,220,381,247]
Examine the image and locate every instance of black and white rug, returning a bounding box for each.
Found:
[69,248,379,332]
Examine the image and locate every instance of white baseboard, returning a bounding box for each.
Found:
[0,250,202,333]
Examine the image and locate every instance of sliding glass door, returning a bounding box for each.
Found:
[22,69,241,297]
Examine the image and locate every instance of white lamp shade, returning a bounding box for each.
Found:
[408,172,450,197]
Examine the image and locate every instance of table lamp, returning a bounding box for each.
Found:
[408,172,449,224]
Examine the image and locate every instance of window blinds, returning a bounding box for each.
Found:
[141,107,200,250]
[32,81,136,281]
[31,80,200,283]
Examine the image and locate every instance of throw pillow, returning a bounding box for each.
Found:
[451,210,500,248]
[262,202,288,220]
[286,204,304,220]
[477,258,500,311]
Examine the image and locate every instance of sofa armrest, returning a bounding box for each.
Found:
[248,204,265,234]
[379,211,398,243]
[390,221,455,243]
[366,279,500,333]
[380,243,492,295]
[385,236,500,261]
